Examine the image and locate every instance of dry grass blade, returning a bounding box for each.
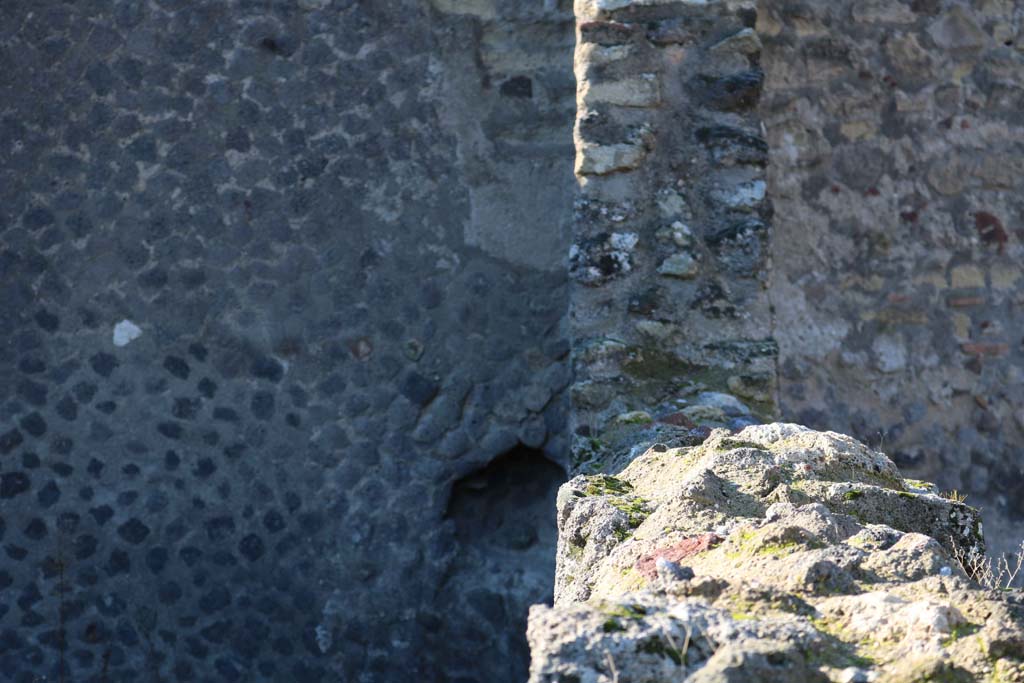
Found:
[952,537,1024,590]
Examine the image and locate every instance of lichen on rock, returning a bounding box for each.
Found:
[529,424,1024,682]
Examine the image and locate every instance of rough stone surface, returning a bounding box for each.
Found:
[761,0,1024,558]
[529,424,1024,683]
[0,1,573,681]
[570,0,776,474]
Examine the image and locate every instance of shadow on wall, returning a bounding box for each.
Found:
[432,445,565,683]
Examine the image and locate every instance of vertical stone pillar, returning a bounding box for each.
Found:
[569,0,776,468]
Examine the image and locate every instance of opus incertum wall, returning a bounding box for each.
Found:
[761,0,1024,560]
[568,0,775,464]
[567,0,1024,561]
[0,1,573,682]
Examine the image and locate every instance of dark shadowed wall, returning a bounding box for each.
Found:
[0,1,573,681]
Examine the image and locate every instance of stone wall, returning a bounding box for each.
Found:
[546,3,1024,678]
[761,0,1024,557]
[567,0,1024,558]
[4,0,1024,680]
[570,0,777,471]
[0,1,573,681]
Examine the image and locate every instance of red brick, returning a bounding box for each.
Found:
[948,296,985,308]
[961,342,1008,358]
[634,533,723,580]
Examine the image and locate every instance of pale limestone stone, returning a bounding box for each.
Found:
[430,0,496,18]
[575,142,646,175]
[950,264,986,289]
[872,333,907,373]
[840,120,877,141]
[885,32,933,76]
[929,7,987,50]
[657,252,699,279]
[710,28,762,55]
[715,179,766,209]
[579,75,660,108]
[635,320,678,341]
[851,0,916,24]
[576,0,710,20]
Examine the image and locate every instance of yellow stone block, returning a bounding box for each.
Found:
[951,313,972,341]
[840,120,877,141]
[950,265,985,289]
[915,271,948,289]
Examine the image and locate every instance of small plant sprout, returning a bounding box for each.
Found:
[943,490,968,504]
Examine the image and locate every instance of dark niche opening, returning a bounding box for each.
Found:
[433,445,565,683]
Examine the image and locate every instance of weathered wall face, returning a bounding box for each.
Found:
[569,0,777,471]
[761,0,1024,554]
[0,1,572,681]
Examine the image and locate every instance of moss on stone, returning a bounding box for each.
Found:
[637,636,683,665]
[942,622,981,648]
[621,347,701,381]
[803,627,877,672]
[602,602,648,620]
[718,438,766,452]
[602,618,625,633]
[608,495,651,528]
[584,474,633,497]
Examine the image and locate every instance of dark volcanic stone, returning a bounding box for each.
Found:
[36,481,60,508]
[18,413,47,438]
[0,429,23,455]
[399,372,439,406]
[206,516,236,542]
[696,69,764,111]
[251,392,275,420]
[163,356,190,380]
[89,353,119,378]
[172,397,201,420]
[146,547,169,574]
[117,518,151,545]
[251,356,283,382]
[239,534,265,562]
[23,519,47,541]
[0,473,30,499]
[157,422,183,440]
[33,309,59,332]
[16,380,47,407]
[55,395,78,421]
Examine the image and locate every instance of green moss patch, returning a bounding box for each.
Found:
[584,475,634,497]
[602,602,649,620]
[637,636,683,665]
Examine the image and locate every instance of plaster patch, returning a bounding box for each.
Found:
[113,320,143,347]
[872,334,907,374]
[772,279,850,360]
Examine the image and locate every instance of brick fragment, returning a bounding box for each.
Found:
[948,296,985,308]
[960,342,1008,358]
[634,533,723,580]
